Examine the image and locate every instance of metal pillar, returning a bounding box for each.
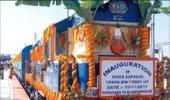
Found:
[0,1,1,64]
[169,1,170,58]
[153,14,155,59]
[168,1,170,99]
[34,33,37,44]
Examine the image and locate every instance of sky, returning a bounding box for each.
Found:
[0,1,170,58]
[0,1,75,55]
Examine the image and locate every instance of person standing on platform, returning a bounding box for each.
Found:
[9,64,14,79]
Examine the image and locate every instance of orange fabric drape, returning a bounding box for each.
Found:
[42,31,46,60]
[35,47,39,62]
[38,45,44,63]
[32,50,34,62]
[32,50,35,62]
[44,27,51,43]
[14,53,21,62]
[42,24,56,61]
[36,47,40,61]
[51,25,56,62]
[30,51,33,62]
[42,27,50,61]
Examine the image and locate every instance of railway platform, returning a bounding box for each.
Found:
[0,69,30,100]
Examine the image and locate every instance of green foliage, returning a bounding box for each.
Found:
[52,0,62,5]
[39,0,51,6]
[18,0,62,6]
[80,0,103,10]
[91,0,104,11]
[153,0,162,8]
[80,0,94,22]
[79,0,104,22]
[63,0,83,18]
[21,0,39,6]
[132,0,162,25]
[63,0,80,10]
[80,0,94,9]
[138,0,151,20]
[161,7,170,15]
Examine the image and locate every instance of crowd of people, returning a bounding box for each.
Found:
[0,62,14,79]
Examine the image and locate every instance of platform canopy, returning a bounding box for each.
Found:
[0,55,11,62]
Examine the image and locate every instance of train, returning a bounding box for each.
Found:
[11,1,152,100]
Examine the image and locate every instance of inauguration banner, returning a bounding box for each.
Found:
[99,57,155,97]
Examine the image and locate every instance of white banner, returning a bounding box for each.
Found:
[100,58,154,97]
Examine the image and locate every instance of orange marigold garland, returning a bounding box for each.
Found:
[84,24,96,88]
[138,27,150,57]
[156,60,164,94]
[60,55,69,98]
[68,54,81,96]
